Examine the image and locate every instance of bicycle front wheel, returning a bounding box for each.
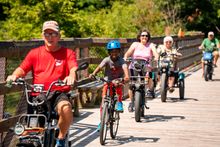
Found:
[100,102,109,145]
[110,101,120,139]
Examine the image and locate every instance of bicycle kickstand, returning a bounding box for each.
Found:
[145,104,150,109]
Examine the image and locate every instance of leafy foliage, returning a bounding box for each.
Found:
[0,0,219,40]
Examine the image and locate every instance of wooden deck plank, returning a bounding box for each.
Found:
[69,61,220,147]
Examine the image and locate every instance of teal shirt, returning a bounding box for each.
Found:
[202,38,219,52]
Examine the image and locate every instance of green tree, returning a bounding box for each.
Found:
[179,0,220,35]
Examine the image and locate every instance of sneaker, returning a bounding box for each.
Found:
[97,122,101,132]
[116,102,124,112]
[55,138,65,147]
[128,102,134,112]
[146,90,155,98]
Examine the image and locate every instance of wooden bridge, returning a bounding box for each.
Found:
[0,34,210,146]
[69,60,220,147]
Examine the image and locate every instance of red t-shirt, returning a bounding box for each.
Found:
[20,46,78,92]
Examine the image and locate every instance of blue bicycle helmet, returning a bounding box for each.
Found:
[107,40,121,50]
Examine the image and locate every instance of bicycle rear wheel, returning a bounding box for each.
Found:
[110,101,120,139]
[100,102,109,145]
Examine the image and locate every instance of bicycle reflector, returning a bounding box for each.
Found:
[14,123,25,135]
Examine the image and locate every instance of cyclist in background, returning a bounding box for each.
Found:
[199,31,220,76]
[124,29,158,112]
[89,40,129,130]
[157,36,182,93]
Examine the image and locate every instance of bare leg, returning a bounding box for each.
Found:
[213,51,219,66]
[148,78,154,91]
[128,89,133,101]
[156,74,161,89]
[128,89,134,112]
[168,77,175,88]
[201,60,204,77]
[168,77,175,93]
[57,101,73,139]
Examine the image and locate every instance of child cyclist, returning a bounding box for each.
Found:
[89,40,129,130]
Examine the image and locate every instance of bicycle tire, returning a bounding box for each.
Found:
[160,73,167,102]
[100,102,109,145]
[179,79,185,100]
[43,130,49,147]
[110,100,120,139]
[49,129,56,147]
[135,91,142,122]
[65,130,71,147]
[204,65,208,81]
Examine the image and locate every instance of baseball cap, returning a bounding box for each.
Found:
[42,21,59,32]
[208,31,214,36]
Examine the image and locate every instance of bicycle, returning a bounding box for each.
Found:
[92,76,124,145]
[158,49,185,102]
[199,47,218,81]
[6,62,89,147]
[127,58,151,122]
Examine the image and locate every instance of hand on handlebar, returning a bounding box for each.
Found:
[112,78,124,87]
[6,75,17,82]
[5,76,22,88]
[89,74,96,79]
[160,52,167,57]
[124,57,133,62]
[63,76,76,86]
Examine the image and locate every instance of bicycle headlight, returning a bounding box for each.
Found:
[14,123,25,135]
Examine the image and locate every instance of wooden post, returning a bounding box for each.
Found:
[0,57,6,145]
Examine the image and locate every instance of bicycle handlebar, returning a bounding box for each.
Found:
[91,75,124,85]
[6,78,67,106]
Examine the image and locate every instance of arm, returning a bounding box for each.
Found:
[176,52,182,57]
[216,38,220,48]
[6,50,34,82]
[174,51,182,58]
[63,66,78,85]
[90,66,102,77]
[63,50,78,85]
[89,58,106,78]
[6,67,26,82]
[122,64,129,82]
[123,43,135,60]
[150,43,159,60]
[199,39,205,49]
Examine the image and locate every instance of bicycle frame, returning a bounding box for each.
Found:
[94,76,123,145]
[8,61,89,147]
[11,79,67,147]
[128,58,150,122]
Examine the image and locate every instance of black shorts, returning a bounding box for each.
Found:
[27,91,71,115]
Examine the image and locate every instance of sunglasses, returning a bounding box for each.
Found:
[165,41,172,44]
[141,35,149,37]
[44,32,59,37]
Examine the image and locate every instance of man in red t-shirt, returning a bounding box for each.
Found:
[6,20,78,147]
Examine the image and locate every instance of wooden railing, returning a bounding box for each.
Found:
[0,34,204,146]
